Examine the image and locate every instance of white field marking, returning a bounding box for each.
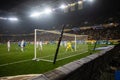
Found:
[56,51,88,61]
[39,50,86,59]
[39,50,88,62]
[39,50,88,60]
[0,59,32,67]
[39,59,53,62]
[37,46,111,62]
[0,50,88,66]
[39,55,54,58]
[38,52,67,59]
[0,55,54,67]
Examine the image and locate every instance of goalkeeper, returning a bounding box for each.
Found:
[66,42,73,52]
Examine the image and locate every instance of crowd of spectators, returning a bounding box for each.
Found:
[68,25,120,40]
[0,24,120,42]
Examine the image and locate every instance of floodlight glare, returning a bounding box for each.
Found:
[83,0,87,2]
[30,12,42,17]
[78,1,83,4]
[43,8,52,14]
[0,17,7,20]
[83,0,94,2]
[52,9,56,11]
[8,17,18,21]
[59,4,67,9]
[88,0,94,2]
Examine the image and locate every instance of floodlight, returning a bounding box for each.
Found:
[78,1,83,4]
[0,17,7,20]
[88,0,94,2]
[30,12,42,17]
[59,4,67,9]
[43,8,52,14]
[83,0,94,2]
[52,9,56,11]
[8,17,18,21]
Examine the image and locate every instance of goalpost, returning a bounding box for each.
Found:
[33,29,88,62]
[32,29,61,61]
[33,29,37,60]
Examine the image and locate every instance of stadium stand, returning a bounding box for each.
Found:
[67,24,120,40]
[0,23,120,42]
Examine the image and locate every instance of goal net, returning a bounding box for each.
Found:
[33,29,88,62]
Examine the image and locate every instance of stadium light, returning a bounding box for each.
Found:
[83,0,94,2]
[0,17,7,20]
[29,0,94,18]
[30,12,42,17]
[78,1,83,4]
[59,4,67,9]
[43,8,52,14]
[88,0,94,2]
[8,17,18,21]
[30,8,53,18]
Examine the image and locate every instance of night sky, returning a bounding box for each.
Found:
[0,0,120,34]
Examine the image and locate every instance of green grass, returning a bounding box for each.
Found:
[0,43,103,77]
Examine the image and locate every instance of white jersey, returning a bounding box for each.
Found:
[39,41,43,50]
[39,41,42,46]
[7,41,10,47]
[64,41,67,47]
[21,40,24,47]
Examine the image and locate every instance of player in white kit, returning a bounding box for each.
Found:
[39,41,43,50]
[21,40,24,52]
[7,40,10,52]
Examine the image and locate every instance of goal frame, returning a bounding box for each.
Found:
[33,29,88,61]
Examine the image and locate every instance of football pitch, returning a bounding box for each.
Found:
[0,43,99,77]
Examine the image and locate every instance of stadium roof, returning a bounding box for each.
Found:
[0,0,119,17]
[0,0,78,15]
